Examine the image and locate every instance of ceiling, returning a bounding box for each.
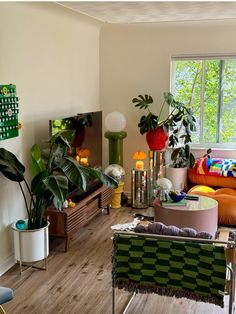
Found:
[58,1,236,24]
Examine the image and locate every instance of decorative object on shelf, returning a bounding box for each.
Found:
[148,150,166,205]
[104,164,125,208]
[67,199,76,208]
[15,219,27,230]
[132,92,196,150]
[131,169,148,209]
[104,111,127,166]
[0,84,20,141]
[132,151,147,171]
[76,147,91,166]
[168,191,186,202]
[154,178,173,202]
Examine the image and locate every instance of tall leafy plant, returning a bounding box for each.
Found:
[132,92,196,147]
[0,130,117,230]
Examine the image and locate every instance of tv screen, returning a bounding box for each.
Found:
[49,111,102,169]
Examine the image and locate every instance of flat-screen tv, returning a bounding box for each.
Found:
[49,111,102,169]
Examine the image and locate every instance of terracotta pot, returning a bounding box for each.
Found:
[146,127,168,150]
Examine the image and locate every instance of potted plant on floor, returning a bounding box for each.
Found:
[166,143,195,191]
[132,92,196,150]
[0,130,117,269]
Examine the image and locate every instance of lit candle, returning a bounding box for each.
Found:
[135,160,144,170]
[80,157,88,166]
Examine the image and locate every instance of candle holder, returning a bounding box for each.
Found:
[148,150,166,206]
[131,169,148,209]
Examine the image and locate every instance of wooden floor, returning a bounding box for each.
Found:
[0,206,231,314]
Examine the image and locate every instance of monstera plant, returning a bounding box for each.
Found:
[0,130,117,230]
[132,92,196,150]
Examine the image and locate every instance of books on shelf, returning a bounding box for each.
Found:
[161,199,187,208]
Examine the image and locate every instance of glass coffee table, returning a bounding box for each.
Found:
[153,195,218,237]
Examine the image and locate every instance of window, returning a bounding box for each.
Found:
[171,56,236,148]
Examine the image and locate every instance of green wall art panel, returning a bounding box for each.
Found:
[0,84,19,141]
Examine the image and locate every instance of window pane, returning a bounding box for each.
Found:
[203,60,219,143]
[172,56,236,147]
[173,60,202,144]
[222,59,236,143]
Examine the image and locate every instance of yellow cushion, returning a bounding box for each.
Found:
[188,186,236,225]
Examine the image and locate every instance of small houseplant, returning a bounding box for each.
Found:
[166,144,194,191]
[132,92,196,150]
[0,130,118,230]
[170,144,195,169]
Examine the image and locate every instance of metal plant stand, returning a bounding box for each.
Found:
[131,169,148,209]
[148,150,166,206]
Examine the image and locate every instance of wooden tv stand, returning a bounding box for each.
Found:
[45,185,113,252]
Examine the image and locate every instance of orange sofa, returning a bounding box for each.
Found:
[188,159,236,226]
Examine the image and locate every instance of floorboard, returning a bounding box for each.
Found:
[0,206,232,314]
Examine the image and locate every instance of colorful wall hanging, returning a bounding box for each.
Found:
[0,84,19,140]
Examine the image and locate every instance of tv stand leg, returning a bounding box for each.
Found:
[65,237,69,252]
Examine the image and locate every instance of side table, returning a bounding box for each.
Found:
[154,195,218,237]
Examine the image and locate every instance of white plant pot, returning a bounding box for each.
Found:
[12,220,49,263]
[166,166,188,191]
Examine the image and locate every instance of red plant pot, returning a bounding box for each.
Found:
[146,127,168,150]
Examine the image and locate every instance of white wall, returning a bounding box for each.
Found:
[100,20,236,194]
[0,2,102,274]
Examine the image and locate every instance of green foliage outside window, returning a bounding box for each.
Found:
[172,57,236,146]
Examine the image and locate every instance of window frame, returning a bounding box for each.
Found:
[171,54,236,150]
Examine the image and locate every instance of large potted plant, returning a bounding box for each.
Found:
[132,92,196,150]
[166,144,195,191]
[0,130,117,266]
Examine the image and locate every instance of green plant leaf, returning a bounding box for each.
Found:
[43,175,68,210]
[61,157,89,191]
[132,94,153,110]
[189,153,195,168]
[164,92,174,106]
[0,148,25,182]
[83,168,118,189]
[49,130,75,147]
[31,170,48,196]
[31,144,46,178]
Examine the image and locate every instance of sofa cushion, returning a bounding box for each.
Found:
[188,186,236,225]
[188,168,236,188]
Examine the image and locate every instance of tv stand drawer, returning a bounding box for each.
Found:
[45,185,113,251]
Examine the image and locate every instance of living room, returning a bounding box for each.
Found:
[1,2,236,313]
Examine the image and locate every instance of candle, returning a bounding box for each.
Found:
[135,160,144,170]
[80,157,88,166]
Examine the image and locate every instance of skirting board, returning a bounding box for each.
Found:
[0,254,15,276]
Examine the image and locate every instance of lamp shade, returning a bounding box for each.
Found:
[105,112,126,132]
[132,151,147,160]
[77,148,91,158]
